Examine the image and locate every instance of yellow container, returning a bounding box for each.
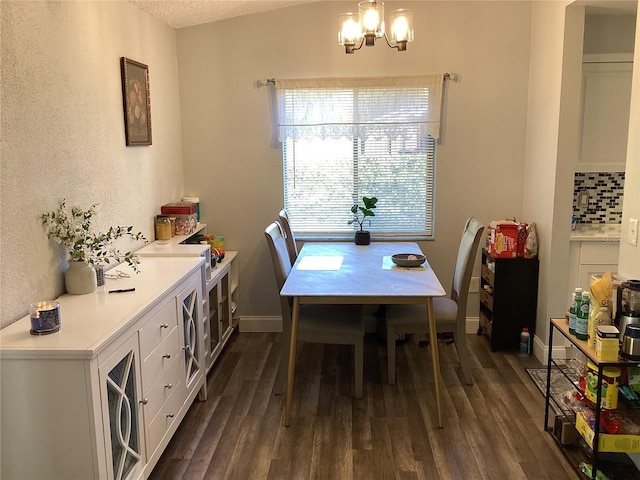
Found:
[585,361,620,409]
[595,325,620,361]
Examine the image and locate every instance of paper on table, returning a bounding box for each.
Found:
[297,256,344,271]
[382,256,427,270]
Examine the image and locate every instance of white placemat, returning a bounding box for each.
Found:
[297,256,344,271]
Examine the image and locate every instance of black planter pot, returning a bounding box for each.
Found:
[354,230,371,245]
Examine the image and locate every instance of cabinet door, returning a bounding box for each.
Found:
[177,275,204,390]
[207,280,221,370]
[579,61,633,171]
[99,335,145,480]
[220,270,233,343]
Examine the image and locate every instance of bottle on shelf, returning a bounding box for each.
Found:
[595,306,611,327]
[569,291,577,335]
[570,288,583,336]
[575,291,590,341]
[519,327,531,356]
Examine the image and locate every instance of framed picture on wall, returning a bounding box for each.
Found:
[120,57,152,146]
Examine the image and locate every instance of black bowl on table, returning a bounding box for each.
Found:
[391,253,426,267]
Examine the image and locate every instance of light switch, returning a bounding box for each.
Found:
[578,191,589,208]
[629,218,638,246]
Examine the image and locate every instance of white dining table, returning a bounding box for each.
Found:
[280,241,447,427]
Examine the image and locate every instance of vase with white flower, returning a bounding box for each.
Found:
[40,200,147,294]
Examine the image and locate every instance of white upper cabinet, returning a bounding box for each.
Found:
[578,54,633,172]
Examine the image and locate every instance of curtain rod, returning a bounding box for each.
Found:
[261,73,456,86]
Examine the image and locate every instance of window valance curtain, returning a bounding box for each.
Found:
[275,75,444,142]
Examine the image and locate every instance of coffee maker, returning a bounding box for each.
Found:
[615,279,640,338]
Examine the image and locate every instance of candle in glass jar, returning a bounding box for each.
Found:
[29,300,61,335]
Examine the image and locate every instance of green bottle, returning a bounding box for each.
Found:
[575,291,590,341]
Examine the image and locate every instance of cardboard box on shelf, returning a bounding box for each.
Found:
[161,202,197,216]
[575,411,640,453]
[487,221,527,258]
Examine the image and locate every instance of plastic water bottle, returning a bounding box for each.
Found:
[520,327,531,356]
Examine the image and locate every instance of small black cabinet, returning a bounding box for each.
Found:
[479,249,539,351]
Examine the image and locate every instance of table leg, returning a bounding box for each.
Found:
[285,296,301,426]
[427,297,443,428]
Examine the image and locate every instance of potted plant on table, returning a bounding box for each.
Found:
[40,200,147,294]
[348,196,378,245]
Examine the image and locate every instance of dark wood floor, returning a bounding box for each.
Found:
[149,330,581,479]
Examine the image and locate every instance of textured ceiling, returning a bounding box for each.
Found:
[129,0,317,29]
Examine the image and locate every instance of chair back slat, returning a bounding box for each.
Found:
[451,218,485,314]
[278,209,298,265]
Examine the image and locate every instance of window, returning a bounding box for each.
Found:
[275,75,443,239]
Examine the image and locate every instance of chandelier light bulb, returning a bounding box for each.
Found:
[392,16,408,42]
[362,8,380,32]
[342,17,361,43]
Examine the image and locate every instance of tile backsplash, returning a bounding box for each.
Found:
[573,171,625,224]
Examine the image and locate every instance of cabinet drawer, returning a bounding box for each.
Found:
[143,354,183,423]
[146,380,186,458]
[481,263,494,286]
[480,289,493,311]
[142,327,181,391]
[580,242,620,264]
[480,309,492,338]
[139,300,178,359]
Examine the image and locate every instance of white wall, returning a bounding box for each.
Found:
[176,1,534,322]
[619,11,640,279]
[522,0,575,355]
[0,1,184,327]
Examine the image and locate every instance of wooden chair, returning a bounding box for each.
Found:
[278,208,298,265]
[385,217,485,386]
[264,221,365,397]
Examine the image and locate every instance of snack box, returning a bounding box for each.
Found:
[161,202,197,215]
[487,221,519,258]
[596,325,620,362]
[575,411,640,453]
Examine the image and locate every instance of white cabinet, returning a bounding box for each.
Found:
[568,239,620,299]
[137,233,239,375]
[578,56,633,172]
[0,257,205,480]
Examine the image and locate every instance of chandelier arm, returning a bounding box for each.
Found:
[382,32,400,51]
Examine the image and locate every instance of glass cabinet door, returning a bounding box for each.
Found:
[220,271,232,342]
[178,277,202,388]
[208,282,221,361]
[99,335,144,480]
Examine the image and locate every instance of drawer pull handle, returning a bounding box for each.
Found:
[163,354,171,359]
[166,413,175,418]
[165,383,173,390]
[160,323,169,329]
[140,398,149,405]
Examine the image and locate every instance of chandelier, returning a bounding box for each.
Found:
[338,1,414,54]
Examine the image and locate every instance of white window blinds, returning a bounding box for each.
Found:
[275,75,443,238]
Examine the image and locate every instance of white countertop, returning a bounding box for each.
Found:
[0,257,204,359]
[570,224,621,242]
